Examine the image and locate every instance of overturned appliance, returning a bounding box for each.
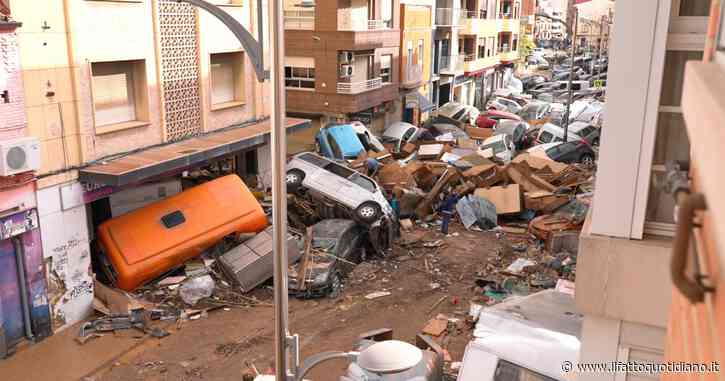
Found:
[218,226,302,293]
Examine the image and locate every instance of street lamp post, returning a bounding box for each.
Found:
[535,9,578,143]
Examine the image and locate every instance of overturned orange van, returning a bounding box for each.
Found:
[97,175,268,291]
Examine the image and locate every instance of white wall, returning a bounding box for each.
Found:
[36,182,93,331]
[589,0,670,239]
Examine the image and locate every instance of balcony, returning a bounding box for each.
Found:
[337,78,383,94]
[462,13,497,36]
[439,55,464,74]
[498,46,519,61]
[401,64,424,88]
[284,10,315,30]
[435,8,462,26]
[338,18,391,31]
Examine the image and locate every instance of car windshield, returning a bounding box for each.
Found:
[482,140,507,155]
[380,135,400,144]
[494,360,558,381]
[348,173,376,193]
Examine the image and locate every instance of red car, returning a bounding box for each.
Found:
[475,109,522,129]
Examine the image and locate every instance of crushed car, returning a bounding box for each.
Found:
[288,219,367,298]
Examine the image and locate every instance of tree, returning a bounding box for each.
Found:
[519,34,536,60]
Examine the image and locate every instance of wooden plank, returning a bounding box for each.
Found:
[505,162,557,193]
[474,185,521,215]
[296,227,314,291]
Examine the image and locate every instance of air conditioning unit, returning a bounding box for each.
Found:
[339,64,354,77]
[339,51,354,63]
[0,137,41,177]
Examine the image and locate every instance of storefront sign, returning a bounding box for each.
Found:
[0,209,38,240]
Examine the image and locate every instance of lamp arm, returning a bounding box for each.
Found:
[294,351,359,381]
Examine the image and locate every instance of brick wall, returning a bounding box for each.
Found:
[0,28,27,140]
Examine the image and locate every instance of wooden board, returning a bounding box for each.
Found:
[422,318,448,336]
[474,185,522,215]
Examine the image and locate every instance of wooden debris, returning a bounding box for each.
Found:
[505,161,557,193]
[400,218,414,231]
[422,318,448,336]
[524,191,570,212]
[296,226,314,291]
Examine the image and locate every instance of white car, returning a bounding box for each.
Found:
[480,134,516,163]
[487,97,524,114]
[285,152,394,224]
[381,122,422,153]
[349,121,386,153]
[436,102,480,126]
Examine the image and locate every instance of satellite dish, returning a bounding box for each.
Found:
[357,340,423,374]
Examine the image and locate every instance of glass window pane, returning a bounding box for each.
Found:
[292,67,307,78]
[660,50,703,106]
[678,0,711,16]
[652,112,690,165]
[646,112,690,225]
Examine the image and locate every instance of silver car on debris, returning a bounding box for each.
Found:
[285,152,394,224]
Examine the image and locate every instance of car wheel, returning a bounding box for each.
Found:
[581,154,595,166]
[355,201,382,224]
[285,169,305,193]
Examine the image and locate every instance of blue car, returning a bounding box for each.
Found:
[315,123,366,161]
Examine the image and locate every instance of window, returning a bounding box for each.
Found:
[91,60,148,128]
[677,0,711,16]
[349,173,376,192]
[539,131,554,143]
[380,55,392,83]
[478,38,486,58]
[407,41,414,67]
[512,34,518,51]
[285,66,315,89]
[418,39,424,67]
[659,51,703,106]
[211,52,245,106]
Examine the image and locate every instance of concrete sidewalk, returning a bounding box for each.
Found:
[0,322,152,381]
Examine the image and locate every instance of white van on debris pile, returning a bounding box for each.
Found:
[534,123,582,145]
[457,289,582,381]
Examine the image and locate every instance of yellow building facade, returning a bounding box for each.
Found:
[400,1,434,124]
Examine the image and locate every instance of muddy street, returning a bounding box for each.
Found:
[93,224,501,381]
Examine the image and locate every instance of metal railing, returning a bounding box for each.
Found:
[463,53,477,62]
[498,45,511,53]
[336,77,383,94]
[367,19,391,30]
[461,9,487,19]
[284,10,315,30]
[435,8,462,25]
[499,11,513,19]
[439,55,464,72]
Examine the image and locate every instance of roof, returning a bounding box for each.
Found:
[79,118,311,186]
[471,290,582,380]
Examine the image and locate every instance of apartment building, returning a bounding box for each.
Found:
[0,0,309,341]
[433,0,522,109]
[284,0,401,131]
[575,0,710,378]
[0,4,54,356]
[400,0,435,125]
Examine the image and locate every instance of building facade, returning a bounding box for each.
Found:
[400,0,435,125]
[575,0,709,378]
[3,0,308,339]
[283,0,401,132]
[433,0,523,110]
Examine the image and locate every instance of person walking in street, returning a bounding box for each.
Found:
[438,192,460,235]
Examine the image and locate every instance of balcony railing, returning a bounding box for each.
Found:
[498,45,511,53]
[499,11,513,19]
[463,53,477,62]
[461,9,487,19]
[439,55,464,72]
[337,77,383,94]
[435,8,462,26]
[367,19,391,30]
[284,10,315,30]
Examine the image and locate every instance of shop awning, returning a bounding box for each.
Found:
[79,118,311,186]
[405,92,435,112]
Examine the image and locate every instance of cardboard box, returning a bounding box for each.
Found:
[474,185,522,215]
